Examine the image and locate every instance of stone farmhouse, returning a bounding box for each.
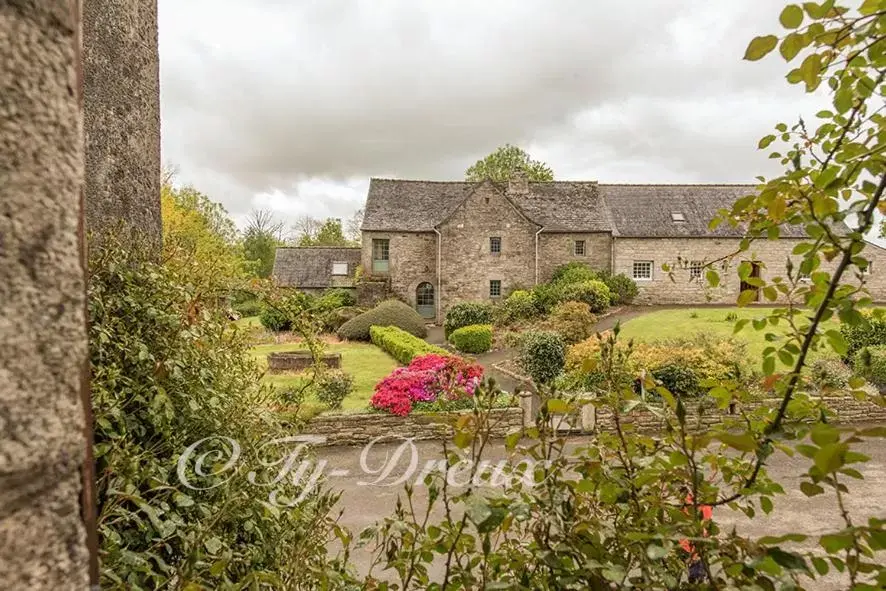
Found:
[273,176,886,322]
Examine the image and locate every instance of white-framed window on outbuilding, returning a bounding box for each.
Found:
[689,260,703,279]
[574,240,586,256]
[632,260,653,281]
[331,262,348,276]
[489,280,502,298]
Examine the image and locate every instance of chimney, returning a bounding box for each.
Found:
[508,170,528,195]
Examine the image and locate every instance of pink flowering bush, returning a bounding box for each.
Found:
[370,353,483,416]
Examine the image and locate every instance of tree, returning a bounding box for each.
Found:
[292,215,322,244]
[465,143,554,183]
[297,217,354,247]
[346,208,364,243]
[161,182,246,293]
[242,209,285,279]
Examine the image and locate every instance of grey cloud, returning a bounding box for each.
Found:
[159,0,823,221]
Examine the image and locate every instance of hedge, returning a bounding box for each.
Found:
[518,330,566,385]
[558,280,611,313]
[337,299,428,341]
[841,310,886,360]
[853,345,886,389]
[444,302,494,338]
[449,324,493,354]
[370,325,449,365]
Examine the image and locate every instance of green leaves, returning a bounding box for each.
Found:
[745,35,779,61]
[780,32,808,61]
[718,432,757,452]
[779,5,804,29]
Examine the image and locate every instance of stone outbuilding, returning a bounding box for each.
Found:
[272,246,361,295]
[276,178,886,321]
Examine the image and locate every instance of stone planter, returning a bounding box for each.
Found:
[267,351,341,373]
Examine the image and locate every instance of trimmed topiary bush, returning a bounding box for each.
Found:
[494,290,538,325]
[444,302,494,338]
[558,280,611,313]
[370,325,449,365]
[259,305,291,332]
[853,345,886,389]
[449,324,493,354]
[810,358,851,391]
[320,306,364,333]
[315,369,354,410]
[841,310,886,360]
[518,330,567,385]
[551,262,598,286]
[337,299,428,341]
[547,301,597,344]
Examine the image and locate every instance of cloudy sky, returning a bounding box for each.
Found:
[158,0,824,230]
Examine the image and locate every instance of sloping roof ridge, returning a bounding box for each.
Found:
[370,177,471,184]
[600,182,755,187]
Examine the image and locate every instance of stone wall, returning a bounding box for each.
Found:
[303,408,524,446]
[1,1,90,586]
[83,0,162,253]
[583,395,886,433]
[438,183,538,315]
[613,236,886,304]
[537,232,612,283]
[362,231,437,314]
[356,279,392,307]
[267,352,341,372]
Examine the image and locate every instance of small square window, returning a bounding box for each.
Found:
[574,240,586,256]
[671,212,686,222]
[490,236,501,255]
[632,260,653,281]
[689,260,703,279]
[331,262,348,276]
[489,280,502,297]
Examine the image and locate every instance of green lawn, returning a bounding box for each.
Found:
[617,307,839,365]
[234,315,263,330]
[249,341,397,414]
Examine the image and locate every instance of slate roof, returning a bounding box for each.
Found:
[273,247,361,288]
[361,179,824,238]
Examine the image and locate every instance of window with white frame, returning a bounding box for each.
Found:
[632,260,653,280]
[331,262,348,276]
[689,260,703,279]
[574,240,586,256]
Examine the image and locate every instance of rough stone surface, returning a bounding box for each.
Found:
[0,1,89,586]
[82,0,161,253]
[614,237,886,304]
[267,351,341,372]
[303,408,524,446]
[537,232,611,283]
[362,230,438,314]
[356,279,392,307]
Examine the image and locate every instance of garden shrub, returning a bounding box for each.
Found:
[547,301,597,344]
[558,280,611,313]
[315,288,357,312]
[315,368,354,409]
[449,324,494,354]
[89,245,342,588]
[232,296,262,318]
[853,345,886,389]
[841,309,886,360]
[650,363,701,397]
[370,325,449,365]
[550,262,598,285]
[259,304,292,331]
[596,270,639,305]
[494,289,538,325]
[444,301,494,337]
[320,305,364,333]
[518,330,567,385]
[810,357,851,391]
[337,299,428,341]
[530,282,561,314]
[370,354,483,416]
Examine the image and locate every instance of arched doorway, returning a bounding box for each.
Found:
[416,282,435,319]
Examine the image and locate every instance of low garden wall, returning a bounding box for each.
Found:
[267,351,341,372]
[302,407,524,446]
[582,394,886,433]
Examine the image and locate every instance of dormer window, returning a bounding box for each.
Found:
[671,212,686,222]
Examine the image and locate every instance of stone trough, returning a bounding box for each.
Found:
[267,351,341,373]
